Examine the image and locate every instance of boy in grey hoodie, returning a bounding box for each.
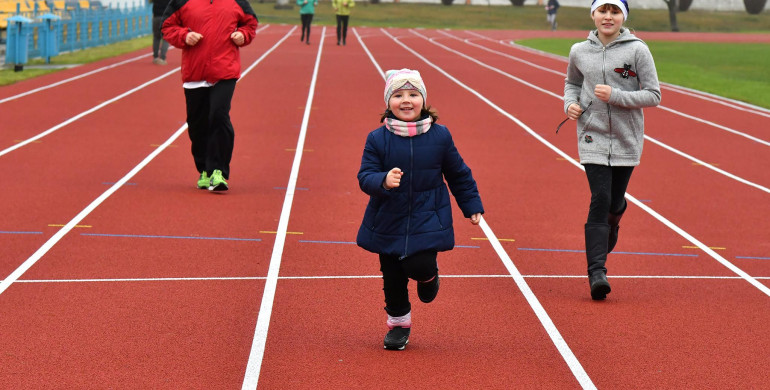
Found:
[563,0,661,300]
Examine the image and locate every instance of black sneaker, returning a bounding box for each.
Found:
[417,274,439,303]
[384,327,410,350]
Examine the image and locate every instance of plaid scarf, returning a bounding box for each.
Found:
[384,115,433,137]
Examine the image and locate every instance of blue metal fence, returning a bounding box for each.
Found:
[4,1,151,65]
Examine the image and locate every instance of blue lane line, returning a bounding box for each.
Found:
[298,240,479,249]
[736,256,770,260]
[81,233,261,241]
[1,231,43,235]
[299,240,356,245]
[517,247,698,257]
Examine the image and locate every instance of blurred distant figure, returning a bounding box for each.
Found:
[152,0,170,64]
[298,0,318,45]
[545,0,559,31]
[332,0,354,46]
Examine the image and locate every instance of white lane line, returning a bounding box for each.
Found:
[0,68,180,158]
[0,26,295,297]
[241,25,323,390]
[0,25,272,105]
[392,28,770,298]
[16,274,768,283]
[463,30,770,119]
[0,26,274,159]
[374,28,596,390]
[0,53,154,104]
[417,30,770,194]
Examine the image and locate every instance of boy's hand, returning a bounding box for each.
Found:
[383,168,403,190]
[470,213,482,225]
[594,84,612,102]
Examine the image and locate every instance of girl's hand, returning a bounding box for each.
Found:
[567,103,583,120]
[594,84,612,102]
[231,31,245,46]
[185,31,203,46]
[470,213,482,225]
[383,168,403,190]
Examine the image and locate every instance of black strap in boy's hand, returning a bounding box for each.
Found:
[556,100,592,134]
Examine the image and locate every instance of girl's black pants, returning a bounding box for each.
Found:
[583,164,634,223]
[379,250,438,317]
[184,79,237,179]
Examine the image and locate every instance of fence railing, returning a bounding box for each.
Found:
[4,2,151,67]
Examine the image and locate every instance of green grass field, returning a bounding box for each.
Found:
[1,2,769,108]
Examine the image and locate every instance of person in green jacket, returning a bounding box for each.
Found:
[332,0,355,45]
[297,0,318,45]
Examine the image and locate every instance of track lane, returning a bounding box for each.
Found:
[0,52,180,151]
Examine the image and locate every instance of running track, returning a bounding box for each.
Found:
[1,25,769,389]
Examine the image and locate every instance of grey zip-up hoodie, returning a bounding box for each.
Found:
[564,28,661,166]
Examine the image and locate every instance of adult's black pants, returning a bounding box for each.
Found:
[184,79,237,179]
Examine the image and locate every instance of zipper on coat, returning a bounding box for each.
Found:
[402,138,414,259]
[602,45,613,164]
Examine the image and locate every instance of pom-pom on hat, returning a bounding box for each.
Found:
[591,0,629,20]
[384,68,427,108]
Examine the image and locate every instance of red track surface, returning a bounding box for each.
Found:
[1,26,768,389]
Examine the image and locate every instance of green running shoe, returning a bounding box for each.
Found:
[209,169,228,191]
[197,171,210,189]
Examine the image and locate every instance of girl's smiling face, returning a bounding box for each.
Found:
[388,88,424,122]
[592,5,624,43]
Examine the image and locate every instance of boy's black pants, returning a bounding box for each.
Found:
[379,250,438,317]
[184,79,237,179]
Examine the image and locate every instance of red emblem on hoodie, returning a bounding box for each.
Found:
[614,64,637,79]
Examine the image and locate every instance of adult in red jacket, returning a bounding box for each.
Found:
[162,0,258,191]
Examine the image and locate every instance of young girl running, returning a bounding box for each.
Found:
[357,69,484,350]
[563,0,661,300]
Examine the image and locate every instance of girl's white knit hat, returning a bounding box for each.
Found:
[384,69,427,108]
[591,0,629,20]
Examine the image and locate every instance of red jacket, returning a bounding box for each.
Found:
[162,0,258,83]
